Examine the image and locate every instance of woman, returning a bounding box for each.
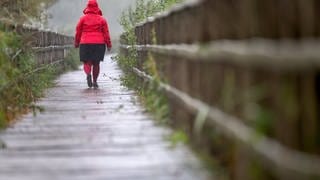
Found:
[74,0,112,88]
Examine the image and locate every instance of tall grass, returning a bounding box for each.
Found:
[0,28,79,128]
[0,0,80,129]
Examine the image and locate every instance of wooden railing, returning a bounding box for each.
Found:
[120,0,320,179]
[0,19,74,65]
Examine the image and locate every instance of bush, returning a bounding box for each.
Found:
[115,0,184,125]
[0,28,79,128]
[0,0,78,128]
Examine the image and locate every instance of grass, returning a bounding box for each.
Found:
[0,30,80,129]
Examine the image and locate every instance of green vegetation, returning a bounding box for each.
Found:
[165,130,189,148]
[116,0,183,124]
[0,29,79,129]
[0,0,56,24]
[0,0,79,129]
[119,0,184,32]
[63,49,81,71]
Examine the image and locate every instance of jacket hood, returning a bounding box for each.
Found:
[83,0,102,15]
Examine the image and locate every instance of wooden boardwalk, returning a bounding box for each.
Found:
[0,55,210,180]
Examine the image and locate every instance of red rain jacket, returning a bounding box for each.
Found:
[75,0,112,48]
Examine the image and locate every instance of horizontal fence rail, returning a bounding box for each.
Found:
[133,67,320,179]
[121,38,320,72]
[120,0,320,179]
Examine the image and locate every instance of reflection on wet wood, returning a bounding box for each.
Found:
[0,56,210,180]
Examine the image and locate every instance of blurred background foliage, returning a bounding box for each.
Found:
[0,0,56,25]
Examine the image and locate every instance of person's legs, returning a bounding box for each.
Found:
[83,61,93,87]
[83,61,92,75]
[92,61,100,88]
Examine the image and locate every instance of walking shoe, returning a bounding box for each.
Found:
[87,74,93,88]
[93,82,99,89]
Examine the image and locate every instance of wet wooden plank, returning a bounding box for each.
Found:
[0,55,210,180]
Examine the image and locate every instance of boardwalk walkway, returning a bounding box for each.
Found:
[0,55,210,180]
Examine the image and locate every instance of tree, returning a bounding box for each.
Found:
[0,0,56,24]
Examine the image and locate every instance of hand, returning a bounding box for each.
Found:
[107,47,111,52]
[74,44,79,48]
